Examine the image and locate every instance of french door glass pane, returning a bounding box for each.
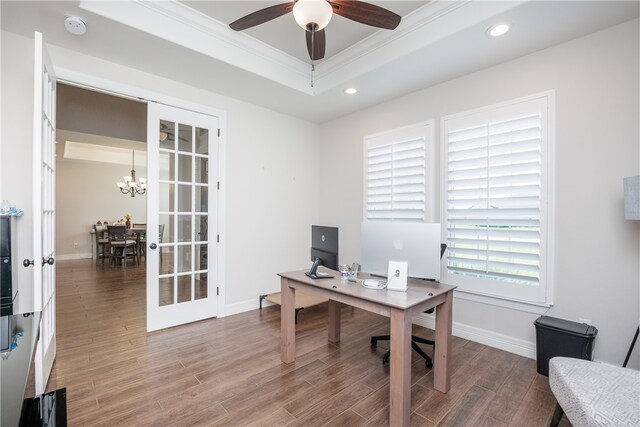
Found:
[178,245,191,273]
[159,151,175,181]
[195,157,208,184]
[195,216,207,242]
[195,244,208,271]
[159,214,174,244]
[195,273,207,300]
[178,184,191,212]
[160,120,175,150]
[177,215,192,242]
[178,124,192,153]
[159,246,174,275]
[178,154,192,182]
[159,183,175,212]
[195,128,208,155]
[159,277,174,306]
[195,186,208,213]
[177,274,192,303]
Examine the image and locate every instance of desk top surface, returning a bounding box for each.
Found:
[279,268,456,310]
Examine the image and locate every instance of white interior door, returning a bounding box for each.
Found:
[146,102,219,332]
[32,31,57,395]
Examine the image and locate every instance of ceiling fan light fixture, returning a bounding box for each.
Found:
[293,0,333,31]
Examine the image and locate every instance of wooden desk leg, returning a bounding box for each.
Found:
[434,289,453,393]
[328,300,341,344]
[280,277,296,364]
[389,307,412,427]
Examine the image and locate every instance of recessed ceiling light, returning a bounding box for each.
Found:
[65,16,87,36]
[344,88,357,95]
[488,23,509,37]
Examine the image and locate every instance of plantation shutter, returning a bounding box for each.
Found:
[446,112,542,285]
[367,137,426,221]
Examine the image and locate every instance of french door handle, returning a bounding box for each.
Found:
[149,243,158,250]
[23,259,35,268]
[42,257,55,266]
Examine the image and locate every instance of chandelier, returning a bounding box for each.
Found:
[117,150,146,197]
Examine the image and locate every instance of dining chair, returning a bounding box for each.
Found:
[136,229,147,262]
[107,225,138,268]
[93,224,109,266]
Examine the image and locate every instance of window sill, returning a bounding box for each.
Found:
[452,288,552,315]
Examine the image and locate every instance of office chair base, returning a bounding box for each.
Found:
[371,335,434,369]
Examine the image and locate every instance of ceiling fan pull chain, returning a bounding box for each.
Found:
[311,61,315,87]
[310,28,315,88]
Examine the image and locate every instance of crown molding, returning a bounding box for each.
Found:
[312,0,526,93]
[79,0,314,94]
[80,0,527,97]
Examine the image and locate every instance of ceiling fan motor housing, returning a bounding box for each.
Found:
[293,0,333,31]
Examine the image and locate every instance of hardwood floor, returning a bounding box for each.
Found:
[49,259,570,426]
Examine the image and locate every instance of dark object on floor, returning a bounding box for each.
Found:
[20,388,67,426]
[534,315,597,376]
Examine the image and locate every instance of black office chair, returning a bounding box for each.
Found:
[370,243,447,369]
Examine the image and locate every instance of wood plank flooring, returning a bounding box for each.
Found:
[48,259,570,426]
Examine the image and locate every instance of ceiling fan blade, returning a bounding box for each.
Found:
[329,1,401,30]
[306,28,326,60]
[229,2,295,31]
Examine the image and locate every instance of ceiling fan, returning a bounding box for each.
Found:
[229,0,401,61]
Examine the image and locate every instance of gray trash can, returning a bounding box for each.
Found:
[534,315,597,376]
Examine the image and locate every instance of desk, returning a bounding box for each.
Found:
[278,269,456,426]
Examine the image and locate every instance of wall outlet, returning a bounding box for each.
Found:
[73,242,78,247]
[579,318,592,325]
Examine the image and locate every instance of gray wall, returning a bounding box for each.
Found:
[57,83,147,143]
[318,19,640,367]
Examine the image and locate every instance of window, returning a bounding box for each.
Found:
[364,122,434,222]
[441,93,554,304]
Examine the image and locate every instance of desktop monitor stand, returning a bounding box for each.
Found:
[305,258,333,279]
[305,271,332,279]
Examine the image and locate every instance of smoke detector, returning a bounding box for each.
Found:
[64,16,86,35]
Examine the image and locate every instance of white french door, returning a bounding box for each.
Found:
[146,103,219,332]
[32,32,57,394]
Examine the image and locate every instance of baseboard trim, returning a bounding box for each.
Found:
[224,297,276,317]
[57,253,92,261]
[413,313,536,360]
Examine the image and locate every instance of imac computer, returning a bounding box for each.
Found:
[306,225,338,279]
[361,222,441,281]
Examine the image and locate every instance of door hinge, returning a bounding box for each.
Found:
[217,287,219,296]
[217,129,220,137]
[217,234,220,243]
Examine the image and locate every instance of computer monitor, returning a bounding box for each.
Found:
[361,222,441,281]
[307,225,338,278]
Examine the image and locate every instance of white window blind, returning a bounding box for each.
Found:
[442,94,553,304]
[365,123,433,222]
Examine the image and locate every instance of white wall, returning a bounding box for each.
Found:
[318,19,640,367]
[1,31,35,313]
[1,30,320,313]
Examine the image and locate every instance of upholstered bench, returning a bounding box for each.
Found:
[549,357,640,427]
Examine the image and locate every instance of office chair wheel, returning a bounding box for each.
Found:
[371,338,377,347]
[425,359,433,369]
